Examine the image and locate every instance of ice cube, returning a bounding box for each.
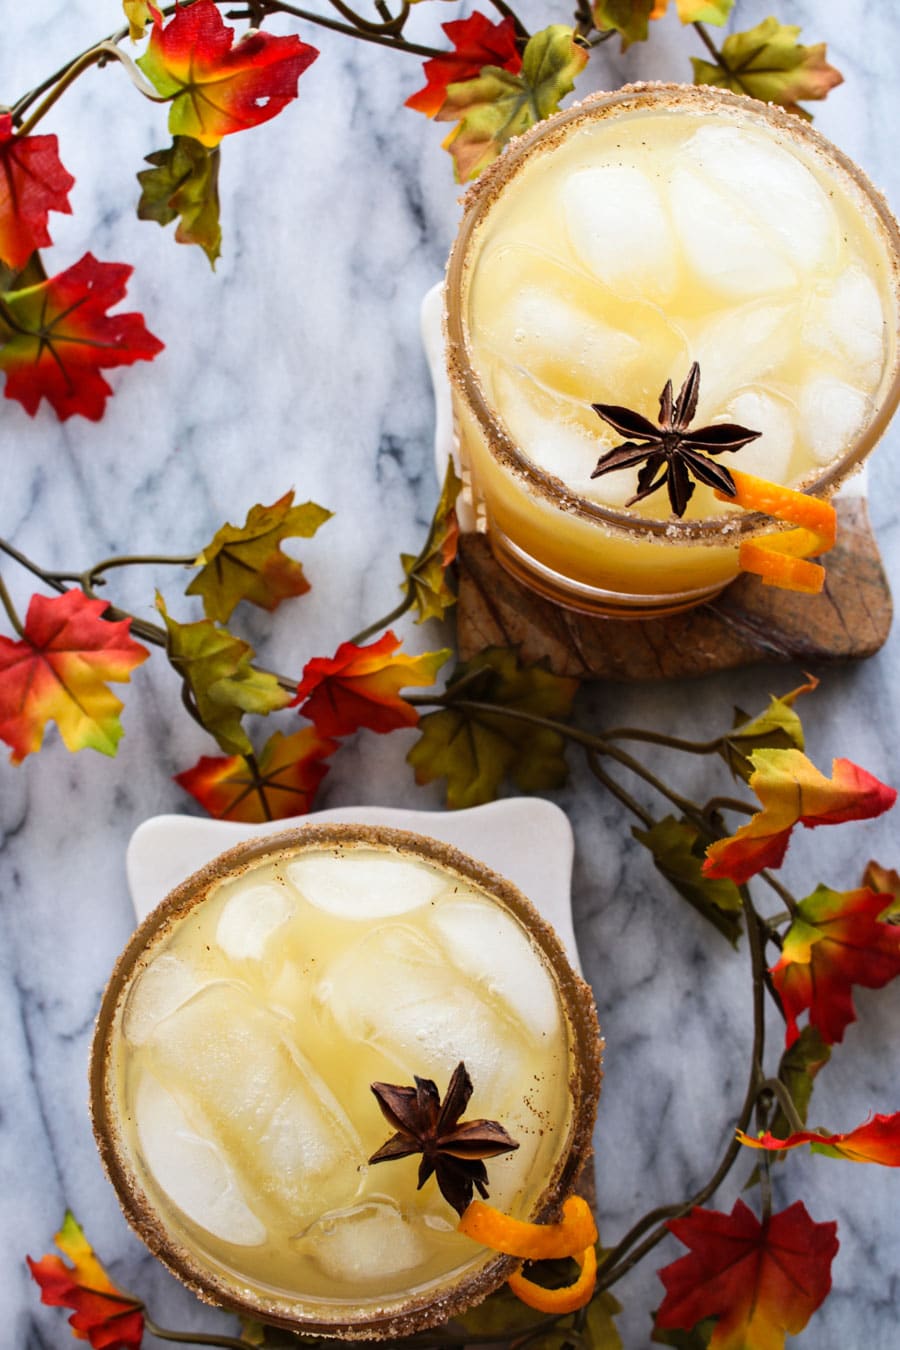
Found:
[690,303,792,416]
[318,924,524,1098]
[800,378,871,465]
[148,983,365,1220]
[286,850,445,919]
[134,1070,266,1245]
[122,953,207,1047]
[215,882,294,961]
[490,284,641,397]
[678,124,839,271]
[426,899,561,1041]
[297,1199,433,1283]
[669,164,796,298]
[802,266,886,382]
[720,390,796,485]
[562,164,677,301]
[490,365,624,499]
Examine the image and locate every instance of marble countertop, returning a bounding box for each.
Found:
[3,1,900,1346]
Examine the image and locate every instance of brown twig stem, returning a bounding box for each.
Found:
[0,572,25,637]
[693,20,731,74]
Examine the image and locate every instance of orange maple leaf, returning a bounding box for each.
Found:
[0,253,163,421]
[406,12,521,118]
[703,749,896,885]
[0,112,74,269]
[293,630,448,738]
[656,1198,838,1349]
[138,0,318,148]
[0,589,149,763]
[770,885,900,1047]
[175,726,337,821]
[27,1211,144,1349]
[738,1110,900,1166]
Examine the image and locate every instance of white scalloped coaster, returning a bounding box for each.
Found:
[126,799,581,972]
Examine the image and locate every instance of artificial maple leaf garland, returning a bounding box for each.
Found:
[0,2,843,415]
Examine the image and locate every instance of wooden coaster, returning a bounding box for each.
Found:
[455,499,892,681]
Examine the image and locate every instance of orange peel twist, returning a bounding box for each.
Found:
[715,468,837,594]
[458,1195,598,1312]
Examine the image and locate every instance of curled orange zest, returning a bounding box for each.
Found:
[507,1242,597,1313]
[715,468,837,594]
[458,1194,598,1260]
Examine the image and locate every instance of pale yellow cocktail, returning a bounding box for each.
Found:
[91,827,600,1337]
[445,85,900,616]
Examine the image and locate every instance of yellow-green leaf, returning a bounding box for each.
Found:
[436,26,588,183]
[690,17,843,118]
[718,677,814,783]
[158,596,291,755]
[674,0,732,24]
[591,0,654,49]
[632,816,743,945]
[186,491,332,624]
[137,136,223,267]
[123,0,153,41]
[401,459,462,623]
[407,646,578,808]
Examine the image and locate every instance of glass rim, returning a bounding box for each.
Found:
[444,82,900,544]
[89,823,602,1339]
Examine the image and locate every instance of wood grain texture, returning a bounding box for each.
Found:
[456,499,892,681]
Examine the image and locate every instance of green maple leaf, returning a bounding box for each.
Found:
[691,17,843,119]
[591,0,654,48]
[718,679,812,783]
[651,1319,715,1348]
[769,1027,832,1144]
[674,0,732,24]
[185,491,332,624]
[401,459,462,624]
[458,1260,622,1347]
[137,136,223,267]
[436,25,588,182]
[407,647,579,809]
[158,596,291,755]
[632,816,743,945]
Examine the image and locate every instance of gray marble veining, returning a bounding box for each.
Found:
[2,2,900,1347]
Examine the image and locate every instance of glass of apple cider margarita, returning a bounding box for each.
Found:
[90,825,601,1338]
[445,83,900,617]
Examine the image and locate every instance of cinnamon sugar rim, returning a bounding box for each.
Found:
[89,823,603,1340]
[444,82,900,544]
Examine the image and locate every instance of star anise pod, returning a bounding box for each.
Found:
[590,362,761,518]
[368,1061,519,1217]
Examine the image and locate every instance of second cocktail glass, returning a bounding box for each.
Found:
[445,84,900,617]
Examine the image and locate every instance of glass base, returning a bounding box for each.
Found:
[488,527,729,620]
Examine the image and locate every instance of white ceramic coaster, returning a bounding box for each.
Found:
[127,798,581,972]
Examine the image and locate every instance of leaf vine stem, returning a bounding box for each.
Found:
[0,570,24,637]
[693,20,730,74]
[143,1316,253,1349]
[594,881,769,1291]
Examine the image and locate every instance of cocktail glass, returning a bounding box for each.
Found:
[90,824,601,1338]
[444,84,900,618]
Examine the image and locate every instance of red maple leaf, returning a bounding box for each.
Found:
[28,1211,144,1349]
[0,113,75,270]
[738,1110,900,1165]
[703,750,896,885]
[406,12,521,117]
[770,884,900,1047]
[293,630,448,738]
[0,588,149,763]
[175,726,337,821]
[656,1198,838,1349]
[138,0,319,147]
[0,252,163,420]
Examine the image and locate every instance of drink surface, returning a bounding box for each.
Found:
[465,105,897,522]
[112,843,574,1307]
